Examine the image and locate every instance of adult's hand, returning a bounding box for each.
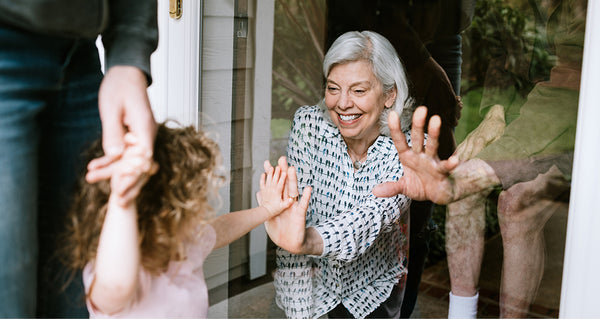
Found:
[373,106,459,204]
[87,66,157,190]
[454,104,505,161]
[260,159,319,255]
[109,133,159,207]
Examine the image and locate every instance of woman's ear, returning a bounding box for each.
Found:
[384,87,397,108]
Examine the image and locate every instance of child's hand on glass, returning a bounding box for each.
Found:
[257,164,294,218]
[110,133,159,207]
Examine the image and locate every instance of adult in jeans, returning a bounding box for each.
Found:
[0,1,158,317]
[326,1,473,316]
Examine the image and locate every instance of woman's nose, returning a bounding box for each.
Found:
[337,91,353,109]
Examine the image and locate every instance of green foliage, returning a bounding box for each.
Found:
[462,0,555,96]
[454,87,484,145]
[271,0,326,120]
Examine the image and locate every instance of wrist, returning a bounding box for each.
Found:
[259,204,275,218]
[108,193,137,212]
[302,227,324,256]
[450,158,500,201]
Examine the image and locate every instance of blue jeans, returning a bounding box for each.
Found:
[0,23,102,317]
[427,34,463,94]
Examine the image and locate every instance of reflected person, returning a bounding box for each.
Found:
[374,1,585,316]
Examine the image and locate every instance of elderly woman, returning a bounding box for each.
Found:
[263,31,416,319]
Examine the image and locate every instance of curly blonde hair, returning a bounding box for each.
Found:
[63,123,225,276]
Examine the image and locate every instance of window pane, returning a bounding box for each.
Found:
[211,0,587,317]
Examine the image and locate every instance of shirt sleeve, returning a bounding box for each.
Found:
[312,163,410,262]
[102,0,158,84]
[286,106,317,198]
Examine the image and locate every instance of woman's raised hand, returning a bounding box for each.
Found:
[262,157,313,255]
[373,106,459,204]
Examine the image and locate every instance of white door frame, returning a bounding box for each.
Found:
[148,0,275,294]
[560,1,600,317]
[249,0,275,280]
[148,0,202,126]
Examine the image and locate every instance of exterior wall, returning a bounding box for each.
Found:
[147,0,274,304]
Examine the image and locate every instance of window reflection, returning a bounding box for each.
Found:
[219,0,586,317]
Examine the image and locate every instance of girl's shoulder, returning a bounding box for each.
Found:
[187,224,217,265]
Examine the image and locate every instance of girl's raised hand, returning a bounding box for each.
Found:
[110,133,158,207]
[258,163,294,218]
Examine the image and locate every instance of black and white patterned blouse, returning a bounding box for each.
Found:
[274,105,411,318]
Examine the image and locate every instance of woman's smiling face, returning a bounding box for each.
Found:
[325,60,396,145]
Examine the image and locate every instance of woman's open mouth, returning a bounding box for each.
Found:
[338,113,362,123]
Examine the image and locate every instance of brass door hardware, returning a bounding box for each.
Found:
[170,0,182,19]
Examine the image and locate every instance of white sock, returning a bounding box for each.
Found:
[448,291,478,319]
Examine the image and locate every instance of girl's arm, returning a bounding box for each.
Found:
[90,198,140,315]
[209,165,293,250]
[88,135,157,315]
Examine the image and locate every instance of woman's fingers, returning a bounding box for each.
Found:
[411,106,427,153]
[388,111,409,156]
[287,166,299,199]
[278,156,290,198]
[372,180,407,198]
[298,186,311,210]
[278,156,289,171]
[86,154,121,183]
[425,115,441,157]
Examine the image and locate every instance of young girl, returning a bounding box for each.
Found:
[63,123,303,317]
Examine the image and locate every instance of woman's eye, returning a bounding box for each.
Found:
[354,89,366,94]
[327,86,339,92]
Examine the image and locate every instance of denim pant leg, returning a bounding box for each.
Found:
[0,24,102,317]
[427,34,463,95]
[38,41,103,318]
[0,66,41,317]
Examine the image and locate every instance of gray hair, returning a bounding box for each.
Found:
[321,30,414,134]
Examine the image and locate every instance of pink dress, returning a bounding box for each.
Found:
[83,225,216,318]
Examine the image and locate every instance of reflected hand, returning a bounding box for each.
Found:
[454,104,505,161]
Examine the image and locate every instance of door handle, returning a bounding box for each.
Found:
[170,0,182,19]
